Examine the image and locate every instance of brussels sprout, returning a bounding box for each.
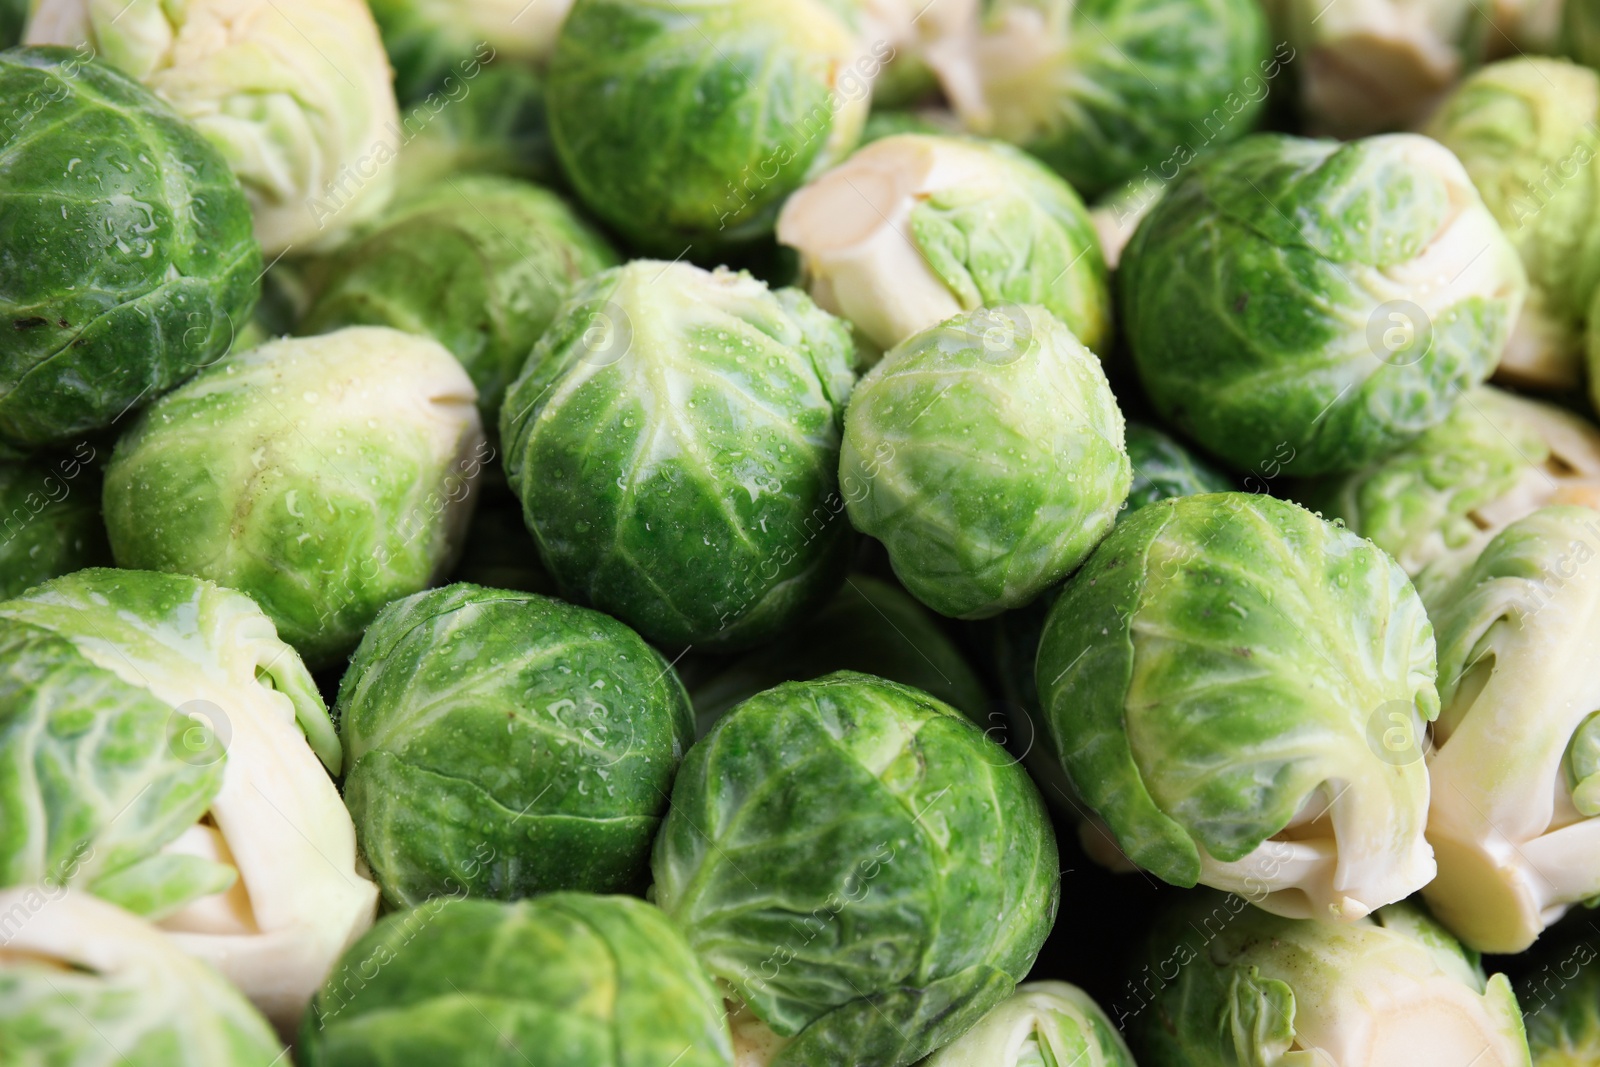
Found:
[301,894,736,1067]
[1263,0,1487,137]
[1036,493,1440,920]
[547,0,871,254]
[369,0,573,102]
[336,583,696,908]
[1129,893,1531,1067]
[922,981,1136,1067]
[392,61,560,194]
[1522,937,1600,1067]
[28,0,401,254]
[302,175,617,420]
[0,47,260,449]
[1121,133,1528,477]
[653,671,1059,1067]
[0,569,378,1030]
[687,574,989,731]
[0,889,285,1066]
[1124,423,1234,512]
[777,134,1111,355]
[1412,507,1600,954]
[500,260,857,650]
[1298,386,1600,576]
[0,445,110,598]
[1427,58,1600,392]
[103,327,485,667]
[842,305,1129,619]
[925,0,1272,198]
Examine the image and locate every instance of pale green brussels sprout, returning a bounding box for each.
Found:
[1263,0,1488,137]
[1414,507,1600,954]
[1036,493,1440,921]
[500,261,857,650]
[102,327,485,668]
[653,672,1059,1067]
[1129,893,1531,1067]
[336,583,695,908]
[842,305,1129,619]
[1428,58,1600,392]
[0,445,111,598]
[1298,386,1600,576]
[369,0,573,101]
[922,981,1136,1067]
[1122,133,1528,477]
[0,46,260,449]
[687,574,989,733]
[777,134,1111,356]
[27,0,401,254]
[301,894,736,1067]
[1521,937,1600,1067]
[924,0,1272,198]
[0,569,378,1031]
[547,0,872,254]
[0,889,285,1066]
[391,61,559,194]
[302,175,618,420]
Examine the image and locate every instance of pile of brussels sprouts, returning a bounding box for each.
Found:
[10,0,1600,1064]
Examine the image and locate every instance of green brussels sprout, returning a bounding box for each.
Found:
[0,47,260,449]
[1129,893,1530,1067]
[103,327,486,667]
[1262,0,1487,137]
[1121,133,1528,477]
[777,134,1111,355]
[922,981,1137,1067]
[547,0,871,254]
[302,175,618,420]
[0,445,111,598]
[1123,423,1234,512]
[1427,58,1600,392]
[1036,493,1440,920]
[687,574,990,732]
[1414,507,1600,954]
[28,0,401,254]
[500,260,857,650]
[0,889,285,1066]
[369,0,572,102]
[925,0,1272,198]
[0,569,378,1030]
[391,61,560,194]
[1297,386,1600,576]
[1522,937,1600,1067]
[842,305,1129,619]
[336,583,696,908]
[301,894,736,1067]
[653,671,1059,1067]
